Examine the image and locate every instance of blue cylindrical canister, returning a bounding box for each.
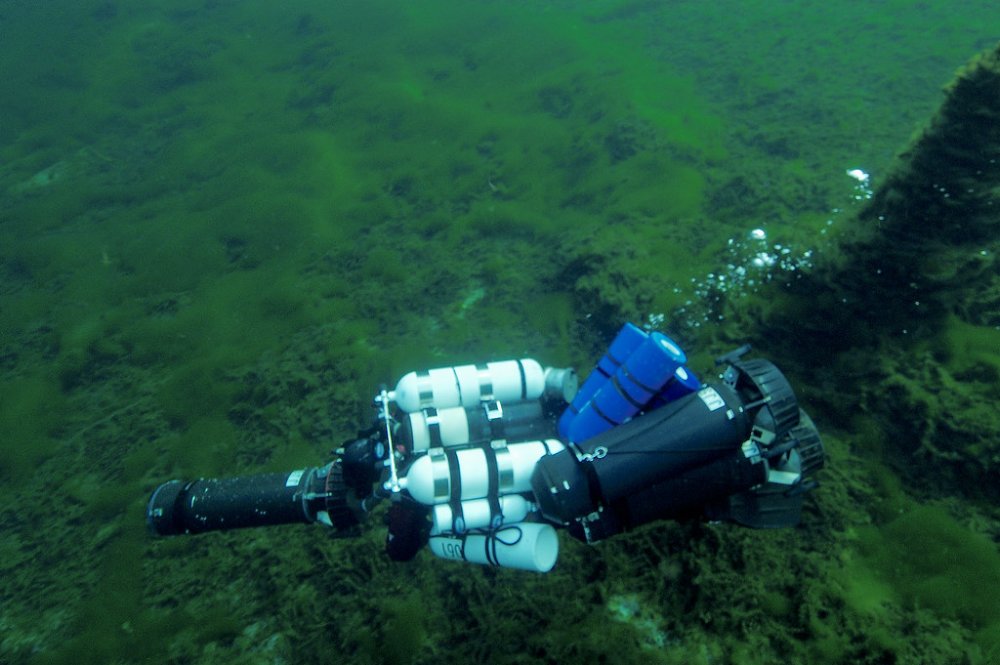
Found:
[558,322,647,438]
[649,365,702,410]
[566,332,686,443]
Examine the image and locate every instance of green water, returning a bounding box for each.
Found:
[2,1,998,663]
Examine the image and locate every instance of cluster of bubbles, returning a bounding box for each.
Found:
[668,227,816,329]
[821,168,875,235]
[846,168,873,200]
[657,168,873,331]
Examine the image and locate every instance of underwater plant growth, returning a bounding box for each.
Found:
[1,1,999,664]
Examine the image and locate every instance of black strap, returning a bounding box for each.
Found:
[606,343,630,369]
[484,531,498,566]
[450,366,462,404]
[425,407,442,448]
[484,526,524,566]
[484,401,505,443]
[615,366,657,402]
[581,456,605,513]
[589,399,620,426]
[482,445,503,527]
[444,448,465,532]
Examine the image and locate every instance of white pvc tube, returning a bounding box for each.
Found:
[428,522,559,572]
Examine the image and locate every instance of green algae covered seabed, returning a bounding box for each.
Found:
[2,2,999,663]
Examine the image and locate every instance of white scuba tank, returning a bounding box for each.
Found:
[402,400,554,452]
[389,359,547,412]
[430,494,534,535]
[400,439,565,505]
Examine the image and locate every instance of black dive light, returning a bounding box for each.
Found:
[147,471,321,536]
[147,434,387,537]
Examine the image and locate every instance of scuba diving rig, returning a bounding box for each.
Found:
[146,323,824,572]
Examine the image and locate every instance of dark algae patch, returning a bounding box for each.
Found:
[2,1,999,664]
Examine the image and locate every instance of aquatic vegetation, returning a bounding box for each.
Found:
[1,2,998,664]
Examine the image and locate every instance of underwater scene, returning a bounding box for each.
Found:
[2,1,999,663]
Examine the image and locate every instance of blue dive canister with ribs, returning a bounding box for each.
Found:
[564,330,686,442]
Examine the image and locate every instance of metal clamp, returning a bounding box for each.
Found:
[577,446,608,463]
